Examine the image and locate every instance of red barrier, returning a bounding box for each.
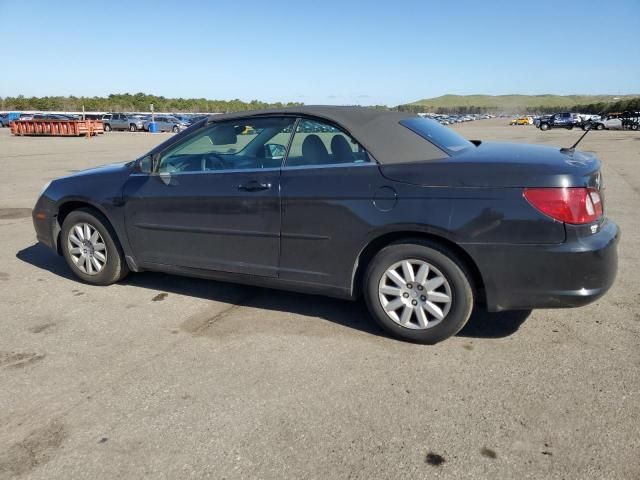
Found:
[10,120,104,136]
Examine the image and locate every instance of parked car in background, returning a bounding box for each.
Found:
[104,113,146,132]
[84,114,106,121]
[588,112,639,131]
[190,115,208,124]
[510,116,530,125]
[621,111,640,130]
[171,115,193,125]
[538,112,581,131]
[0,112,21,127]
[143,115,189,133]
[32,114,75,121]
[31,107,619,344]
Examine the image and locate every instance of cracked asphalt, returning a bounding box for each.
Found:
[0,121,638,479]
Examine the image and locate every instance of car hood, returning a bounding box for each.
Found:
[380,141,601,188]
[60,161,132,179]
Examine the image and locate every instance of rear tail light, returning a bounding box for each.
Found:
[523,187,603,224]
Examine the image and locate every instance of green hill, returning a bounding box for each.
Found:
[402,94,640,113]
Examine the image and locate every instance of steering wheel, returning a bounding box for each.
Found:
[202,152,226,171]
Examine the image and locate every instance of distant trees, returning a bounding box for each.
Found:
[3,93,638,115]
[0,93,304,113]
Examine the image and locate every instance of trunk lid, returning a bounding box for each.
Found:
[380,142,601,189]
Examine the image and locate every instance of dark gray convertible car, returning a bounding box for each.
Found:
[32,106,619,343]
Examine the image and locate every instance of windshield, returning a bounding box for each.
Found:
[400,117,474,154]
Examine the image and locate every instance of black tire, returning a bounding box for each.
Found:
[631,123,639,131]
[129,124,137,132]
[364,240,474,344]
[172,125,179,133]
[60,208,129,285]
[104,123,111,132]
[540,123,549,131]
[597,124,604,130]
[567,125,574,130]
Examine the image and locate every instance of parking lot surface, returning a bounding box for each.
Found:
[0,121,638,479]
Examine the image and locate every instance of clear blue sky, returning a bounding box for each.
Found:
[1,0,638,105]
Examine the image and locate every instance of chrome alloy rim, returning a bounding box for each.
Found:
[378,259,452,329]
[67,222,107,275]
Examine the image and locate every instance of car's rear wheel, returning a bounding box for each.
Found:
[129,124,137,132]
[104,123,111,132]
[597,124,604,130]
[631,123,639,131]
[364,241,473,344]
[61,208,129,285]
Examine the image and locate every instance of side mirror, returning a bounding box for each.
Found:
[134,155,153,174]
[264,143,286,159]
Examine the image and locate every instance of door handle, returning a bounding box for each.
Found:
[238,180,271,192]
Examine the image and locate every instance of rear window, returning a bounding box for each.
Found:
[399,117,473,155]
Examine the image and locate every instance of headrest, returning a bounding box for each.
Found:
[210,124,237,145]
[301,135,329,165]
[330,135,354,163]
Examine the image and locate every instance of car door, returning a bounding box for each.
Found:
[279,117,386,289]
[605,117,622,129]
[112,114,123,130]
[122,116,295,277]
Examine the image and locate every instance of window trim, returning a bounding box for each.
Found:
[132,114,378,176]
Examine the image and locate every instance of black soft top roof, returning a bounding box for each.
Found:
[206,106,447,164]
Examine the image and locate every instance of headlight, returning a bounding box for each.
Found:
[39,180,52,198]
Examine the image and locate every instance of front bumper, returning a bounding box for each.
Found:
[465,219,620,311]
[32,195,59,252]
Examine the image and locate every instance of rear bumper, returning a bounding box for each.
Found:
[465,219,620,311]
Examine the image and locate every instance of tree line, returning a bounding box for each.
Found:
[2,92,638,115]
[0,93,303,113]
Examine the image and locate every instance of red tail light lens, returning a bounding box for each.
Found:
[523,187,603,224]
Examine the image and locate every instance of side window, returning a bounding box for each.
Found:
[157,116,295,173]
[286,118,370,167]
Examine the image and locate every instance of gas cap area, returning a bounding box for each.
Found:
[373,186,398,212]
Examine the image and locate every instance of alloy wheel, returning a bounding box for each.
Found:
[378,259,452,329]
[67,222,107,275]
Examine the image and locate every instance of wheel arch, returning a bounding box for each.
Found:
[351,230,486,305]
[54,200,116,255]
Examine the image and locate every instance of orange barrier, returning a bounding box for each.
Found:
[10,120,104,137]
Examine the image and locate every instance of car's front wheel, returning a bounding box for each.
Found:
[129,124,137,132]
[540,123,549,131]
[172,125,179,133]
[364,241,473,344]
[104,123,111,132]
[61,208,129,285]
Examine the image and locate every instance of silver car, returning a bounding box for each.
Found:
[143,115,188,133]
[105,113,146,132]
